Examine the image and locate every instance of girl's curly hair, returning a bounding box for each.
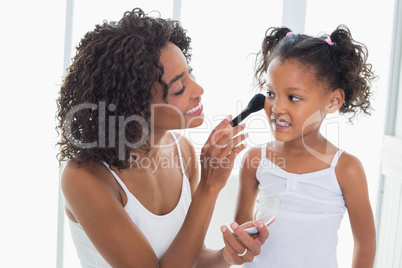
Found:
[255,25,377,121]
[56,8,191,169]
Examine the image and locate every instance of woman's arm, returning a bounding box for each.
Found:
[178,122,269,268]
[161,117,249,267]
[336,152,376,268]
[63,116,250,268]
[62,161,161,267]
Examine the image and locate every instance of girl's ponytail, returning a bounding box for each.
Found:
[255,27,292,88]
[329,25,376,119]
[254,24,376,122]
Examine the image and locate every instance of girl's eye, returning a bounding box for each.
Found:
[289,95,301,101]
[174,86,185,96]
[266,91,275,98]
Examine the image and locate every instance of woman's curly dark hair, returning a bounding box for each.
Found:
[56,8,191,169]
[255,25,377,121]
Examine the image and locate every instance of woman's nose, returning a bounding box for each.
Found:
[190,80,204,99]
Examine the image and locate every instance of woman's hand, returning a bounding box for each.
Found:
[220,221,270,265]
[199,115,248,192]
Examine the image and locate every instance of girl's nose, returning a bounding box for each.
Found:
[271,98,286,114]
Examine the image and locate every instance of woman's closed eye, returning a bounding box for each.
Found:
[173,66,194,95]
[174,86,186,96]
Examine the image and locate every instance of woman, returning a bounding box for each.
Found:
[57,8,269,267]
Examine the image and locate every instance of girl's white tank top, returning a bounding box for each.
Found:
[68,131,192,267]
[245,146,347,268]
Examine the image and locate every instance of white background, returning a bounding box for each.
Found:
[0,0,394,267]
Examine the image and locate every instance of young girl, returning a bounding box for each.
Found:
[57,8,269,268]
[235,25,376,267]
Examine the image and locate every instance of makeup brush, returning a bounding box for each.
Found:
[217,93,266,140]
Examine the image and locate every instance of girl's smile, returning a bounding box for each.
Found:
[264,58,333,144]
[271,117,292,131]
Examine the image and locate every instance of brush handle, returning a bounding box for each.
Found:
[216,109,250,141]
[230,109,251,127]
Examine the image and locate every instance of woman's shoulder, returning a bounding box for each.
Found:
[61,159,119,199]
[62,159,106,179]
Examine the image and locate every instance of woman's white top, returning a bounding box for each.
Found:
[68,131,192,267]
[245,146,346,268]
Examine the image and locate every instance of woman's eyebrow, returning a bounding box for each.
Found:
[168,72,185,87]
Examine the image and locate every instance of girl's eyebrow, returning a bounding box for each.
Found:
[287,87,305,92]
[168,72,185,87]
[266,84,305,92]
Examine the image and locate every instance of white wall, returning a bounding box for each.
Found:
[0,0,65,267]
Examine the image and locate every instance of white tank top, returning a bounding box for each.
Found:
[245,146,346,268]
[68,131,192,267]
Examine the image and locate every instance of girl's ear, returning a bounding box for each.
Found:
[326,88,345,113]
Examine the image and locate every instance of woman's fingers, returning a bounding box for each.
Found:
[220,132,248,158]
[205,115,233,146]
[214,123,246,148]
[201,119,247,165]
[239,220,270,245]
[253,221,270,245]
[230,223,261,258]
[199,116,248,191]
[220,221,270,264]
[220,225,246,265]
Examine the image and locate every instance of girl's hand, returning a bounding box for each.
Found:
[220,221,269,265]
[199,115,248,192]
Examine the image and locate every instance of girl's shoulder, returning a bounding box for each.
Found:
[336,151,364,175]
[335,151,367,190]
[243,142,276,160]
[241,143,272,173]
[243,145,263,162]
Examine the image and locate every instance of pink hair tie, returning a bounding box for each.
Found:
[326,36,334,46]
[286,32,293,37]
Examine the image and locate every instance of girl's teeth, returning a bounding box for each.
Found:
[275,119,290,126]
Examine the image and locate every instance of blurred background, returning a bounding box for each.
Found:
[1,0,401,267]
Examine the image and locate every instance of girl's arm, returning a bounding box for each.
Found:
[235,147,261,225]
[336,152,376,268]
